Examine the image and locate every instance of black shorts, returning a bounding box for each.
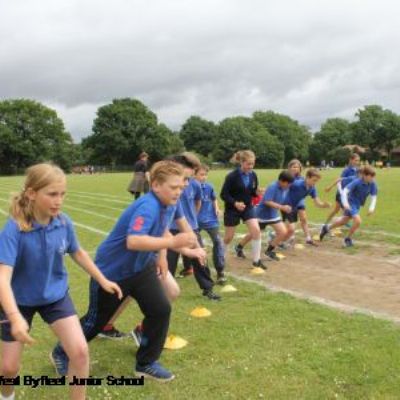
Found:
[224,206,256,227]
[258,219,282,230]
[335,191,343,208]
[1,292,76,342]
[282,210,298,223]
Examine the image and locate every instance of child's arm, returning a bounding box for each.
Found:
[368,195,377,216]
[213,199,221,216]
[325,178,342,193]
[70,249,123,299]
[0,264,35,344]
[265,200,292,214]
[312,197,331,208]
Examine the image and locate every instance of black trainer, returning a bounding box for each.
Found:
[234,245,246,259]
[265,250,280,261]
[319,224,330,241]
[202,289,221,301]
[252,260,267,270]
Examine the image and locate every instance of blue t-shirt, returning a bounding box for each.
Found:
[95,192,182,281]
[341,166,358,178]
[340,176,357,189]
[239,170,251,188]
[197,182,219,229]
[170,178,202,231]
[256,181,288,221]
[346,178,378,207]
[0,214,79,306]
[285,179,317,209]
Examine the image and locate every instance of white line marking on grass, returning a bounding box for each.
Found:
[73,222,108,236]
[66,192,130,205]
[65,198,125,212]
[68,190,131,200]
[226,271,400,324]
[63,204,118,222]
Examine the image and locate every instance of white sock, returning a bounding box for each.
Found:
[251,239,261,263]
[2,392,15,400]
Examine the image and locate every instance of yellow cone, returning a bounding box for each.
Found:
[220,284,238,293]
[294,243,305,250]
[332,229,342,237]
[312,234,321,242]
[275,252,286,260]
[164,334,188,350]
[190,307,212,317]
[250,267,265,275]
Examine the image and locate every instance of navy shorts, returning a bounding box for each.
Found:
[224,206,256,227]
[1,292,76,342]
[282,210,298,223]
[258,219,282,230]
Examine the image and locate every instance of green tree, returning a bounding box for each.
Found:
[212,117,284,167]
[309,118,352,165]
[82,98,181,166]
[179,116,217,156]
[252,111,311,164]
[0,99,74,173]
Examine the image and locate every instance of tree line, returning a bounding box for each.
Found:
[1,98,399,174]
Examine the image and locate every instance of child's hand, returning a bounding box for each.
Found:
[234,201,246,211]
[323,202,331,208]
[171,232,197,249]
[156,257,169,279]
[101,279,123,300]
[281,205,292,214]
[184,248,207,266]
[10,314,35,345]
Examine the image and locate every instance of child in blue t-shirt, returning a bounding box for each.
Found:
[320,166,378,247]
[323,153,361,224]
[238,170,295,261]
[283,168,331,244]
[51,160,201,382]
[195,165,226,284]
[0,163,122,400]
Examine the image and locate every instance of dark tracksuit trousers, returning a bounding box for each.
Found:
[167,229,214,291]
[54,263,170,366]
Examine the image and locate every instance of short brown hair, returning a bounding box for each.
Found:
[361,165,376,177]
[150,160,184,184]
[230,150,256,164]
[305,168,321,179]
[195,164,210,174]
[287,159,303,172]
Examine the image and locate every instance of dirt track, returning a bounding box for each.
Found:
[223,233,400,321]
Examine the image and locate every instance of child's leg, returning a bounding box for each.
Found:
[325,202,341,224]
[223,226,236,246]
[237,232,252,249]
[245,218,261,263]
[283,222,296,242]
[298,209,311,241]
[206,227,225,273]
[348,215,362,237]
[328,215,351,231]
[160,271,180,302]
[50,315,89,400]
[270,222,287,247]
[0,341,23,398]
[104,296,132,327]
[130,264,171,367]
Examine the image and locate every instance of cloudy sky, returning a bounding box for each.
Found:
[1,0,400,142]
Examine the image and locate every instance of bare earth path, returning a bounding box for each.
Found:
[223,234,400,323]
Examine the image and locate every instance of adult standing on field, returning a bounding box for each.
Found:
[128,152,150,199]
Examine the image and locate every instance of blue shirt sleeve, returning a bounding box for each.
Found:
[193,180,202,201]
[209,184,216,201]
[174,202,184,220]
[309,187,317,199]
[127,203,157,236]
[264,184,277,202]
[0,219,21,267]
[63,215,80,254]
[371,182,378,196]
[345,178,360,192]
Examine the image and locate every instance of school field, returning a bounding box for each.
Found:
[0,168,400,399]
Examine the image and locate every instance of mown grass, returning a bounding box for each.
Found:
[0,169,399,399]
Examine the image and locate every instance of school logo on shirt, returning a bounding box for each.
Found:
[58,239,67,255]
[132,216,144,231]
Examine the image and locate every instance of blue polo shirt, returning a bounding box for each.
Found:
[198,182,219,229]
[340,176,357,189]
[346,178,378,207]
[170,178,201,231]
[341,166,358,178]
[0,214,79,306]
[285,179,317,209]
[95,191,182,281]
[239,170,252,188]
[256,181,288,221]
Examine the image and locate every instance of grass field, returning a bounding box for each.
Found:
[0,168,399,399]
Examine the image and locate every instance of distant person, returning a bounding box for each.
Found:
[128,152,150,200]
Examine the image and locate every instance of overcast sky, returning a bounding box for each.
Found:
[1,0,400,142]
